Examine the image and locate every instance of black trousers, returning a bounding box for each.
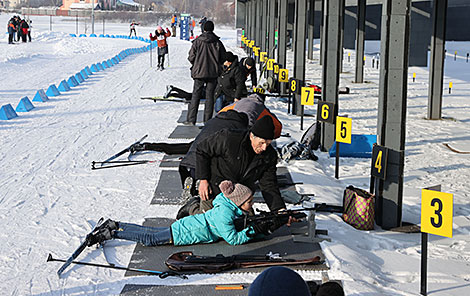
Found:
[170,86,192,101]
[129,28,136,37]
[158,54,165,67]
[187,78,216,124]
[8,34,14,44]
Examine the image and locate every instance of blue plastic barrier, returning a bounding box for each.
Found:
[91,64,99,72]
[99,34,105,37]
[328,134,377,158]
[0,104,18,120]
[67,76,78,87]
[90,33,97,37]
[112,57,118,64]
[15,97,35,112]
[45,84,61,97]
[97,63,104,71]
[69,33,77,37]
[80,69,89,79]
[106,59,113,66]
[111,35,115,38]
[85,66,92,75]
[75,72,84,83]
[32,89,49,102]
[79,34,86,37]
[101,61,108,69]
[58,80,71,92]
[105,34,110,38]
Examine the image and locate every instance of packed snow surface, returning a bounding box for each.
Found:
[1,14,469,295]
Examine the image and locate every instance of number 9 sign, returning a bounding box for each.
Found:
[421,189,453,238]
[279,69,288,82]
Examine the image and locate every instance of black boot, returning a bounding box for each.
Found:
[176,196,200,220]
[86,219,118,247]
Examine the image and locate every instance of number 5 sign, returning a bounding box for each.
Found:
[335,117,352,144]
[421,189,453,238]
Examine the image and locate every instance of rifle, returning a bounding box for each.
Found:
[233,203,343,232]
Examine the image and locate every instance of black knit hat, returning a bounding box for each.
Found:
[245,57,255,67]
[225,52,237,63]
[203,20,214,32]
[251,115,275,140]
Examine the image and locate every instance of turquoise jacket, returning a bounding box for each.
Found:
[171,193,255,246]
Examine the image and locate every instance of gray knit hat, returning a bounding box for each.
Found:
[219,180,252,207]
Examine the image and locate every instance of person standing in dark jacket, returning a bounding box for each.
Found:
[185,20,226,125]
[214,52,246,112]
[7,18,16,44]
[239,57,257,89]
[186,115,286,216]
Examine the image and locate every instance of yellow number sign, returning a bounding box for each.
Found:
[336,117,352,144]
[260,52,267,63]
[279,69,288,82]
[249,40,255,48]
[301,87,315,106]
[421,189,453,238]
[273,64,279,74]
[253,47,259,56]
[267,59,275,71]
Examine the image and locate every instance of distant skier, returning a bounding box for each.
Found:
[171,14,178,37]
[20,19,29,42]
[199,16,207,33]
[189,17,195,38]
[149,26,171,70]
[129,20,139,37]
[7,17,16,44]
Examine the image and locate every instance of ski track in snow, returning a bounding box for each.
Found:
[1,15,470,295]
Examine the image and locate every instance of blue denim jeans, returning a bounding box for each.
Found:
[214,94,227,113]
[114,222,173,246]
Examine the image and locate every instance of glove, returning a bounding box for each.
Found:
[268,216,286,233]
[251,220,273,236]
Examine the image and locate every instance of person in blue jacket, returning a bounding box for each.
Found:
[86,181,273,247]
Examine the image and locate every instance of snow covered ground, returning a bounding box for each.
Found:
[1,14,469,295]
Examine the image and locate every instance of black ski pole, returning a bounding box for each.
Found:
[47,253,187,279]
[92,160,150,170]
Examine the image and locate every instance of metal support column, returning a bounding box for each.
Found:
[307,0,315,60]
[268,1,276,59]
[355,0,366,83]
[261,0,268,52]
[376,0,411,229]
[278,0,288,95]
[427,0,448,120]
[256,0,262,48]
[319,0,325,65]
[293,0,308,115]
[320,0,344,150]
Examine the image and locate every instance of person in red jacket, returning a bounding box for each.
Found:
[149,26,171,70]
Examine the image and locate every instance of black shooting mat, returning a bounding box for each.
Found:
[120,281,331,296]
[168,125,202,139]
[177,110,204,123]
[123,218,327,278]
[151,167,299,205]
[159,154,185,168]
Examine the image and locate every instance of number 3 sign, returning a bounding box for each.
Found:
[421,189,453,238]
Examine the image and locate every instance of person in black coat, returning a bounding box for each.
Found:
[214,52,246,112]
[239,57,257,88]
[185,20,226,125]
[191,115,286,215]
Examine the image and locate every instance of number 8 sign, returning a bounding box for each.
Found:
[421,189,453,238]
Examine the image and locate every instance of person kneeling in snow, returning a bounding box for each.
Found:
[86,181,279,247]
[149,26,171,70]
